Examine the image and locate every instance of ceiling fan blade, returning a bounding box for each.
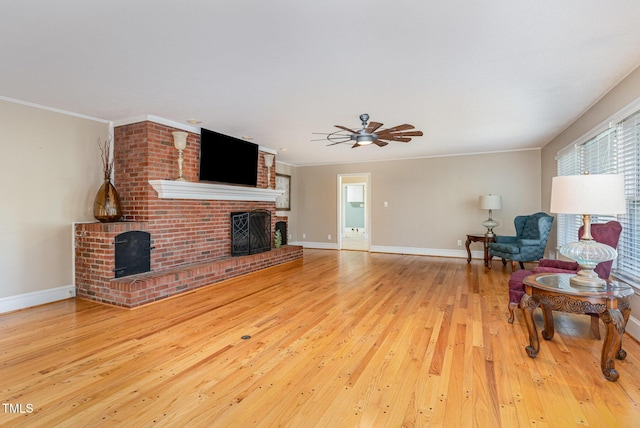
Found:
[380,124,414,134]
[395,130,423,137]
[326,141,348,146]
[376,130,420,140]
[366,121,384,134]
[374,140,389,147]
[335,125,357,134]
[351,142,360,148]
[386,137,411,143]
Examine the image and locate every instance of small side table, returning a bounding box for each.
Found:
[465,234,495,267]
[522,273,633,382]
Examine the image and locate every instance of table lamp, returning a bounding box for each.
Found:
[479,194,502,237]
[264,154,275,189]
[172,131,188,181]
[550,173,626,287]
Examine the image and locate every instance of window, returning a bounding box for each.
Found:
[556,108,640,284]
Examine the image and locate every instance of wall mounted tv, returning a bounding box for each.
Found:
[199,128,259,187]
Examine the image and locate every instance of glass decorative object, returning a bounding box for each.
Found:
[93,136,122,222]
[94,178,122,222]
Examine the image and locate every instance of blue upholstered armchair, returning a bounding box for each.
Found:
[488,212,554,271]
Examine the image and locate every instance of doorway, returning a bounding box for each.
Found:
[338,174,371,251]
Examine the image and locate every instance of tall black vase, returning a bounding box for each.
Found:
[93,178,122,222]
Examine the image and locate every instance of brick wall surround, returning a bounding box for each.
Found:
[75,120,298,308]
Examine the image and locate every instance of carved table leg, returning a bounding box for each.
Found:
[541,304,555,341]
[616,305,631,361]
[600,309,625,382]
[465,237,472,263]
[522,294,540,358]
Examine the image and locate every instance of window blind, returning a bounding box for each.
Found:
[556,128,617,246]
[616,110,640,282]
[556,108,640,284]
[556,147,579,248]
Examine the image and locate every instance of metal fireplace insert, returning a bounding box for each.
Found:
[231,210,271,256]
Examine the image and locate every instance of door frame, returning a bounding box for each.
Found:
[337,173,371,251]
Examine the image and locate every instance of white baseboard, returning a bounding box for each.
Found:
[625,315,640,342]
[290,241,340,250]
[291,242,478,259]
[0,285,75,314]
[370,245,470,259]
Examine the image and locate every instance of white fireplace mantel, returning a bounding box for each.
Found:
[149,180,284,202]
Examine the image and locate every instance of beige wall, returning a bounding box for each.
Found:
[292,150,541,252]
[0,99,109,300]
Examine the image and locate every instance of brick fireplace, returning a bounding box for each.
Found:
[74,119,301,308]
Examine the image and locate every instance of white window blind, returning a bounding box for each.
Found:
[556,109,640,284]
[556,128,617,246]
[616,110,640,282]
[556,146,580,248]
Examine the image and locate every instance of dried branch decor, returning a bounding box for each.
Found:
[98,136,114,180]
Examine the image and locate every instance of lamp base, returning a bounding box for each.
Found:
[569,269,607,288]
[482,219,499,237]
[560,238,617,288]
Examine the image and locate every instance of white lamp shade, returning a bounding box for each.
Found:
[264,154,274,167]
[550,174,626,215]
[479,194,502,210]
[172,131,188,150]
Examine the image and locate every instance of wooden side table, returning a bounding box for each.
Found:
[465,234,495,266]
[522,273,633,382]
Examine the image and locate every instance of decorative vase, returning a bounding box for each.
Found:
[93,179,122,222]
[274,229,282,248]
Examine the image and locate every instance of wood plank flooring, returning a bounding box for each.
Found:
[1,249,639,427]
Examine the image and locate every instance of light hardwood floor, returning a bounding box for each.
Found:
[1,249,639,427]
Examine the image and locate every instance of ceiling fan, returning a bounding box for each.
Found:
[313,114,423,148]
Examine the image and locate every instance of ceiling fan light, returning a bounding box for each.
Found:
[357,135,374,145]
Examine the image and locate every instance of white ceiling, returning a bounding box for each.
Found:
[2,1,640,166]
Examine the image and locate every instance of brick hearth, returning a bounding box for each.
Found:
[74,119,301,308]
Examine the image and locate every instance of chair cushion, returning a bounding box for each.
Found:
[533,266,577,275]
[589,222,622,279]
[490,243,521,255]
[538,259,580,270]
[521,216,541,239]
[508,269,533,304]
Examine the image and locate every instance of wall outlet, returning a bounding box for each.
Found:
[302,233,306,239]
[457,240,462,246]
[328,234,331,240]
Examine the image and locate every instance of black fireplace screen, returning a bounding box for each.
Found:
[114,231,151,278]
[231,210,271,256]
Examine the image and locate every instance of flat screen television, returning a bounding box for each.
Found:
[199,128,258,187]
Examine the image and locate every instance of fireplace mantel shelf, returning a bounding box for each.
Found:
[149,180,284,202]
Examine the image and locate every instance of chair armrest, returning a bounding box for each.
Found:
[533,266,579,275]
[495,236,517,244]
[519,239,542,246]
[538,259,580,270]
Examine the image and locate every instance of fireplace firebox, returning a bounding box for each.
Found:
[114,231,152,278]
[231,210,271,256]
